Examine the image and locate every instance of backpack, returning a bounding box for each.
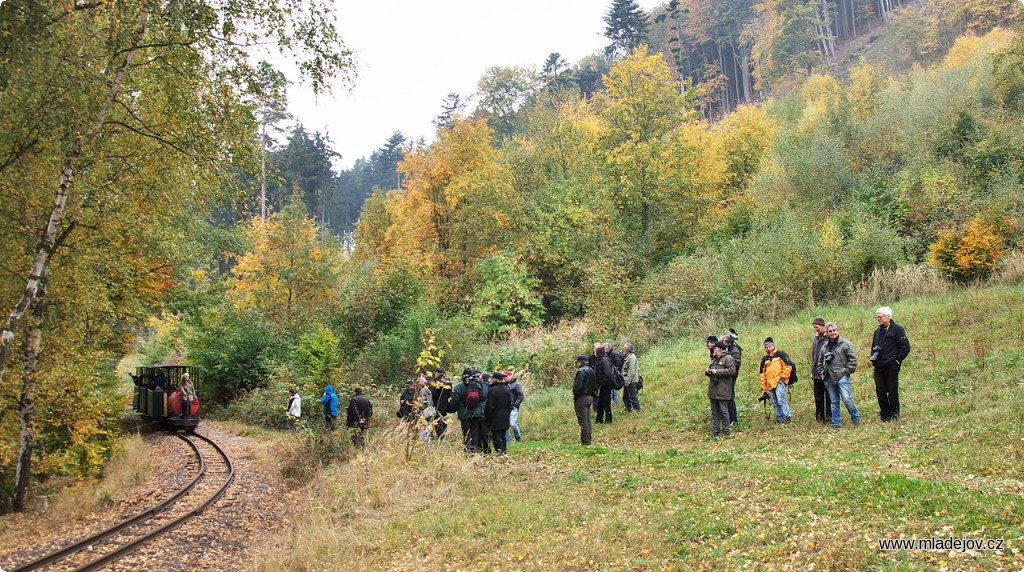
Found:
[636,375,644,391]
[760,350,798,385]
[464,382,482,409]
[611,367,625,390]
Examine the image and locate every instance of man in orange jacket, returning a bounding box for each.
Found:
[759,337,793,423]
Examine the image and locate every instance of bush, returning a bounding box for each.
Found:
[930,215,1008,281]
[184,305,290,403]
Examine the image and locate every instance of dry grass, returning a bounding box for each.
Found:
[992,250,1024,285]
[850,264,952,307]
[256,423,485,570]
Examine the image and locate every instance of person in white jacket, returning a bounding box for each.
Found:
[287,388,302,430]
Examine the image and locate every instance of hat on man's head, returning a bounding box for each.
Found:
[492,371,507,381]
[812,316,826,327]
[763,337,775,346]
[706,335,718,343]
[405,379,415,386]
[576,355,589,363]
[714,341,729,350]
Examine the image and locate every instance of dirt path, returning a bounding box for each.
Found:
[0,423,293,572]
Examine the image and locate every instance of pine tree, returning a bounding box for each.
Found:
[604,0,651,57]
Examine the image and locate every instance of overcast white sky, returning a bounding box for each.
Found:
[284,0,664,169]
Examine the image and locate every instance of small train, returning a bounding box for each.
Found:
[131,364,201,431]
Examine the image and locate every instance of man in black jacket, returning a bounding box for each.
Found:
[871,306,911,422]
[346,388,373,448]
[721,332,742,426]
[430,368,452,440]
[605,343,625,406]
[593,347,615,424]
[572,355,598,445]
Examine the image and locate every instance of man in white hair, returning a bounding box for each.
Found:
[870,306,911,422]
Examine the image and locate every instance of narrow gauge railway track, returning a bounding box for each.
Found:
[12,432,235,572]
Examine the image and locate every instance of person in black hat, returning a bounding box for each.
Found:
[706,336,718,360]
[397,379,416,421]
[430,368,452,440]
[572,355,598,445]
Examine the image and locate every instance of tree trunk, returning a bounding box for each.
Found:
[741,53,752,104]
[13,269,47,512]
[0,9,149,388]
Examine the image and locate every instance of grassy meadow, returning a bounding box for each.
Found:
[258,283,1024,571]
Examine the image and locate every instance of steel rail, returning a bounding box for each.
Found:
[11,431,233,572]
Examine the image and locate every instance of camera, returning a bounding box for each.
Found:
[824,351,834,363]
[758,391,770,402]
[869,346,881,362]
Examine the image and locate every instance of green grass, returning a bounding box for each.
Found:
[261,284,1024,571]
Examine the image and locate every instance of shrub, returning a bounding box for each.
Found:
[470,253,545,339]
[930,215,1008,281]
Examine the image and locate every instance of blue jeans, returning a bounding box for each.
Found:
[623,383,641,411]
[611,388,620,405]
[770,383,792,421]
[825,375,861,427]
[506,407,521,442]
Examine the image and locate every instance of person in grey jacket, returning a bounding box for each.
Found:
[817,322,861,429]
[621,343,641,412]
[705,341,737,437]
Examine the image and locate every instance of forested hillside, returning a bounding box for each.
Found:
[1,0,1023,514]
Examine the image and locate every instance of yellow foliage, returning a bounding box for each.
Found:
[848,62,884,119]
[711,104,777,191]
[930,215,1009,281]
[944,28,1016,69]
[229,203,340,329]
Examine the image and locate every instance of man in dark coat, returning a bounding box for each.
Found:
[485,372,513,454]
[572,355,598,445]
[605,343,625,406]
[346,388,373,448]
[430,368,452,440]
[721,332,742,425]
[593,347,615,424]
[450,369,489,453]
[810,316,832,424]
[397,379,416,421]
[871,306,911,422]
[706,342,737,437]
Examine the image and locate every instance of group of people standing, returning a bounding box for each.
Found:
[703,306,911,436]
[400,368,526,455]
[572,342,642,446]
[285,385,373,447]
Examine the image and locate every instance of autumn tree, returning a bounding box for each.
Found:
[0,0,352,511]
[597,46,696,266]
[476,66,540,142]
[229,193,342,331]
[386,118,520,310]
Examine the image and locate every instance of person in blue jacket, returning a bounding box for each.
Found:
[322,385,339,432]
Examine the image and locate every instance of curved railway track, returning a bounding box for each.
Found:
[11,431,235,572]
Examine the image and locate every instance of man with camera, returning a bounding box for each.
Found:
[871,306,911,422]
[817,322,861,429]
[758,338,793,424]
[706,341,737,437]
[810,316,832,424]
